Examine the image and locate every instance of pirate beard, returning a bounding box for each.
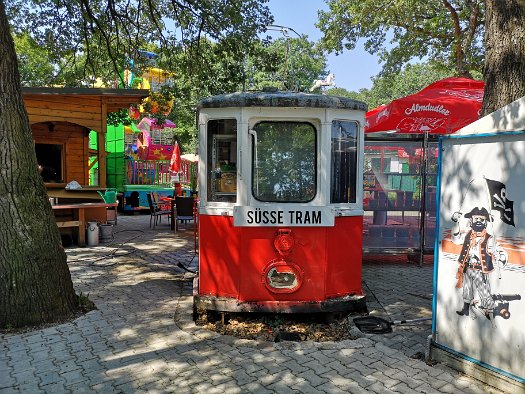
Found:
[471,221,486,232]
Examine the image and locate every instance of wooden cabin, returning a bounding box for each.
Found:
[22,87,149,201]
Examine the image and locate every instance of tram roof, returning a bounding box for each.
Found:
[197,91,367,111]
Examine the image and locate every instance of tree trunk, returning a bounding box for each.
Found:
[0,0,78,328]
[482,0,525,116]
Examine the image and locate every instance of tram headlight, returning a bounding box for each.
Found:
[263,260,303,293]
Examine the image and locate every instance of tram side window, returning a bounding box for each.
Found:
[207,119,237,203]
[252,121,316,203]
[330,120,358,204]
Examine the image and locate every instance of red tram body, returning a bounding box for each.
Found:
[194,92,367,314]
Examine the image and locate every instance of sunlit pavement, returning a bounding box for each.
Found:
[0,214,503,393]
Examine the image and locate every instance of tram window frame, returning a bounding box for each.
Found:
[207,119,238,203]
[251,121,317,203]
[330,120,359,204]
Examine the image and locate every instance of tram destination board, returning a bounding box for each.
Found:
[233,206,335,227]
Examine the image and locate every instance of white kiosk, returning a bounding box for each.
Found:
[431,96,525,392]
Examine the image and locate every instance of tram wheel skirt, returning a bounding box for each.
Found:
[193,294,367,314]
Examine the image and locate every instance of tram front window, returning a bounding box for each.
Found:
[251,121,316,203]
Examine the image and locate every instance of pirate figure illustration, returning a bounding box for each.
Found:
[452,207,508,323]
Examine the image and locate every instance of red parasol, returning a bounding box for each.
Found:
[170,142,183,196]
[365,77,484,134]
[170,141,181,173]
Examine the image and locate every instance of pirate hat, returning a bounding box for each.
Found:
[464,206,493,221]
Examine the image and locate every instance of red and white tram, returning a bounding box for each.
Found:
[194,91,367,314]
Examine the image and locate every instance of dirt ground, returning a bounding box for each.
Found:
[194,311,366,342]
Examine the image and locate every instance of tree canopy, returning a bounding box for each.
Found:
[6,0,273,86]
[245,36,328,92]
[317,0,484,78]
[12,32,55,86]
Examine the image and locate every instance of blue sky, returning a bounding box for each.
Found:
[266,0,381,92]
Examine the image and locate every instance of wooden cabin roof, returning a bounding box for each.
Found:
[22,87,150,132]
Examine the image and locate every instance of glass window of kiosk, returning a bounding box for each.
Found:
[362,139,438,252]
[207,119,237,203]
[251,121,316,203]
[330,120,359,204]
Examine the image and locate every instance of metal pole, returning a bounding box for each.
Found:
[418,131,429,267]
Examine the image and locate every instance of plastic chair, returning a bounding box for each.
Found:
[146,193,171,229]
[174,196,195,231]
[152,192,171,210]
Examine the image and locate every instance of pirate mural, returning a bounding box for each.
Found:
[447,178,521,328]
[451,206,509,325]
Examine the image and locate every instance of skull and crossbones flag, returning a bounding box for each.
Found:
[485,178,515,226]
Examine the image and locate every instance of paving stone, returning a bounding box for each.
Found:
[411,371,449,390]
[318,381,366,393]
[344,359,377,376]
[266,381,300,394]
[85,371,113,387]
[7,358,33,373]
[11,368,39,386]
[301,360,333,375]
[114,380,140,393]
[17,382,45,393]
[22,333,44,344]
[6,349,31,367]
[48,351,75,365]
[61,368,87,386]
[4,341,27,354]
[0,365,11,380]
[0,374,16,390]
[295,384,330,393]
[297,369,329,388]
[38,382,69,393]
[369,370,401,389]
[367,381,399,393]
[238,381,272,393]
[261,361,288,375]
[63,381,94,393]
[90,382,119,393]
[137,380,168,392]
[28,349,51,363]
[42,337,64,348]
[37,370,64,387]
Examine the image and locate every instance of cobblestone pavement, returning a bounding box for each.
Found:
[0,214,504,393]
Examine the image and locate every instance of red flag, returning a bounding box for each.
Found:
[170,142,181,173]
